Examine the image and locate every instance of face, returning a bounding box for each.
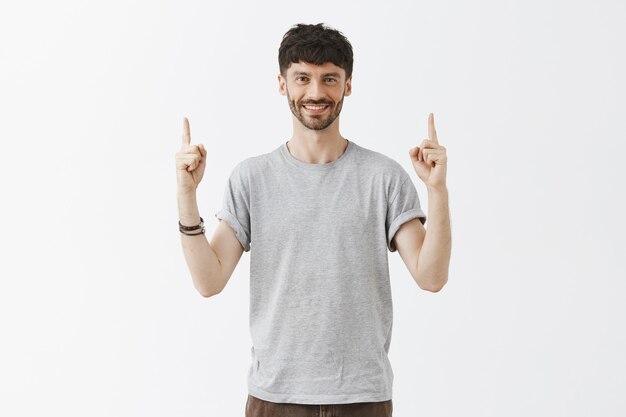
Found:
[278,61,352,131]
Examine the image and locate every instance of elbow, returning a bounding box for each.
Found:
[191,268,226,298]
[199,287,221,298]
[419,276,448,293]
[194,275,223,298]
[423,284,445,292]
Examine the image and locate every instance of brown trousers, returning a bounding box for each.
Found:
[245,394,393,417]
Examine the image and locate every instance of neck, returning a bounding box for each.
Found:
[286,117,348,164]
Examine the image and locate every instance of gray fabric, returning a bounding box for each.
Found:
[214,139,426,404]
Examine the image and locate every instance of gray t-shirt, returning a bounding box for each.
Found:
[214,139,426,404]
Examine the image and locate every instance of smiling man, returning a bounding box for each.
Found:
[283,62,349,131]
[175,23,451,417]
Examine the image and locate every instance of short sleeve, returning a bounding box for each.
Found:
[386,174,427,252]
[214,162,251,252]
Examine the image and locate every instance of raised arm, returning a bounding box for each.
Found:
[175,117,244,297]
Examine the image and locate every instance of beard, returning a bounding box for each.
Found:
[286,88,345,131]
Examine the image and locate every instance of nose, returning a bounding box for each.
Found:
[305,79,326,101]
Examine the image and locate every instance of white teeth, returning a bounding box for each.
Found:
[304,105,327,110]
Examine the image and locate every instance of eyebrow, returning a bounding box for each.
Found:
[293,71,341,78]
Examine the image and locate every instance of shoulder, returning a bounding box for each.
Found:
[228,147,280,184]
[234,149,276,175]
[351,141,411,181]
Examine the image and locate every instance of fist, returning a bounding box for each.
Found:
[175,117,207,192]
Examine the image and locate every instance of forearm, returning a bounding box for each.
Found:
[177,190,223,297]
[416,186,451,291]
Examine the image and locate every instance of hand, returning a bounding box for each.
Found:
[175,117,207,192]
[408,113,448,190]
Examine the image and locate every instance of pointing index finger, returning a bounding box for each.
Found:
[182,117,191,146]
[428,112,438,144]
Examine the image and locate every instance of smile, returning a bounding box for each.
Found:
[302,104,330,113]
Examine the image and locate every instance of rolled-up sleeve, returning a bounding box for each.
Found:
[386,174,426,252]
[214,162,251,252]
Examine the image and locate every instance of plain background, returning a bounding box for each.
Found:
[1,0,625,415]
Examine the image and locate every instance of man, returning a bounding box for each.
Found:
[175,23,451,417]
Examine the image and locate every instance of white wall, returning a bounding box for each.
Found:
[1,0,624,416]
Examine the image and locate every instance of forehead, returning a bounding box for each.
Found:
[286,61,345,78]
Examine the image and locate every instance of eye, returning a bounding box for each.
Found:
[325,78,337,83]
[296,76,308,82]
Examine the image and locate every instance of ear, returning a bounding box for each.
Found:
[278,74,286,96]
[344,76,352,97]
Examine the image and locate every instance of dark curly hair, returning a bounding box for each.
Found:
[278,23,354,79]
